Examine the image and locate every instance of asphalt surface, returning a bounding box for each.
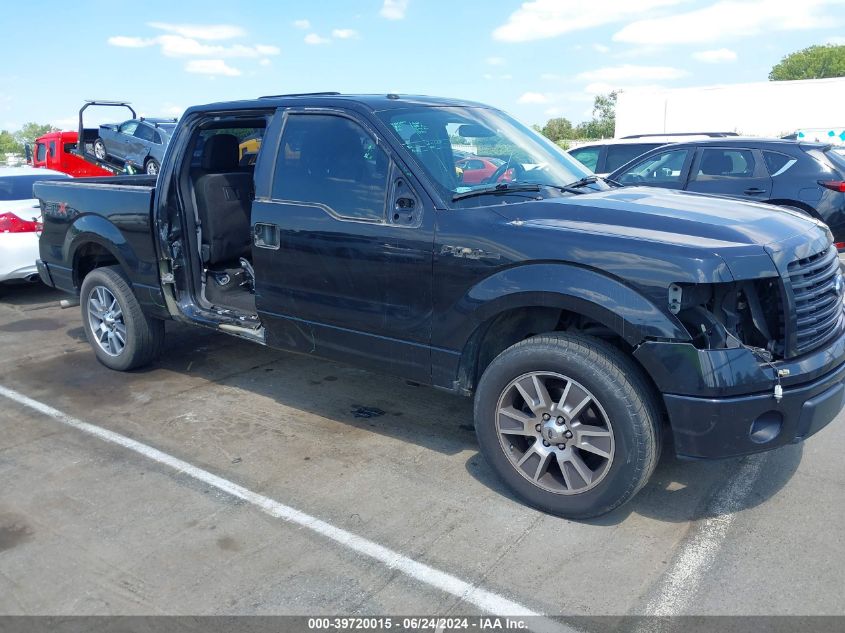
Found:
[0,283,843,617]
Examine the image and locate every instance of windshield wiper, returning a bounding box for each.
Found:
[564,175,623,189]
[452,183,541,201]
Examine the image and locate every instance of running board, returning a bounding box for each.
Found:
[219,323,265,343]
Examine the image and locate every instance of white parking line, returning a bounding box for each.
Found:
[643,454,767,616]
[0,384,573,632]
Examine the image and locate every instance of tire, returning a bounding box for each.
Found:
[80,266,165,371]
[145,158,160,175]
[93,138,107,161]
[473,332,661,519]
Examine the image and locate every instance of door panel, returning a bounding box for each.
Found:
[251,111,435,383]
[685,147,772,199]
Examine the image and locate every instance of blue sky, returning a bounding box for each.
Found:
[2,0,844,131]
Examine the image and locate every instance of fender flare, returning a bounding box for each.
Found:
[445,262,690,351]
[65,215,138,286]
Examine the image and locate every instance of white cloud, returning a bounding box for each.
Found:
[827,35,845,44]
[577,64,686,82]
[593,43,610,53]
[185,59,241,76]
[380,0,409,20]
[107,25,280,61]
[259,58,271,66]
[293,19,311,30]
[108,36,156,48]
[692,48,737,63]
[332,28,359,39]
[613,0,838,45]
[159,105,184,118]
[492,0,682,42]
[147,22,245,40]
[518,92,550,104]
[486,56,506,66]
[304,33,330,45]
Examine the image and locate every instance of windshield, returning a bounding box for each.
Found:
[376,106,591,203]
[0,174,69,201]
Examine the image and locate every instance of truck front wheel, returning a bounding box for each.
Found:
[80,266,164,371]
[473,333,661,519]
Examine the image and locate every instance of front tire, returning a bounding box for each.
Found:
[473,333,661,519]
[93,138,107,161]
[80,266,164,371]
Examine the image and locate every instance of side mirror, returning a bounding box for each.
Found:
[24,143,33,163]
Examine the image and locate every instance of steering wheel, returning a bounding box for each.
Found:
[483,161,526,185]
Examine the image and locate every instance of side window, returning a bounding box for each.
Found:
[36,143,46,162]
[134,124,155,142]
[697,148,755,178]
[763,151,795,176]
[618,149,690,185]
[605,144,656,173]
[119,121,139,136]
[465,159,485,170]
[272,114,390,222]
[49,141,56,158]
[569,147,600,172]
[153,131,162,144]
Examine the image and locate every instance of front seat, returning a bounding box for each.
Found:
[193,134,254,266]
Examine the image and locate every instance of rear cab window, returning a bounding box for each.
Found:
[763,151,796,177]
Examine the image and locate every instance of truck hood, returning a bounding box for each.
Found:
[498,187,828,253]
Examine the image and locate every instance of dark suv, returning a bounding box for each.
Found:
[609,138,845,247]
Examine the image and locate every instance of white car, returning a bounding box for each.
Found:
[0,167,70,285]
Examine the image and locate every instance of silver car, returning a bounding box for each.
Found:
[94,118,177,175]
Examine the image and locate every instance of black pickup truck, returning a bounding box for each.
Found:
[34,93,845,518]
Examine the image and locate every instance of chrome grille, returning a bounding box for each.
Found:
[787,246,845,356]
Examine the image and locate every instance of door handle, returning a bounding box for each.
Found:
[253,222,280,249]
[744,187,766,195]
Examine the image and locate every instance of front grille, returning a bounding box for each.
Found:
[787,245,845,356]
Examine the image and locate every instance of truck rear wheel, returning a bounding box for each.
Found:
[80,266,164,371]
[473,332,661,519]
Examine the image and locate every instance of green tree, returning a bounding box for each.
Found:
[541,117,574,142]
[14,122,57,146]
[0,130,22,154]
[769,44,845,80]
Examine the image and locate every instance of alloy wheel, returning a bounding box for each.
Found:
[87,285,126,356]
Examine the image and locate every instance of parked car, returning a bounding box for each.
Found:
[455,156,504,184]
[34,93,844,519]
[1,167,70,286]
[94,118,177,175]
[568,133,738,175]
[608,138,845,248]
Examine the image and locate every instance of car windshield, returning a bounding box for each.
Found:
[0,174,69,201]
[376,106,591,202]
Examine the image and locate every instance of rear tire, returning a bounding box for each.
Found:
[80,266,164,371]
[473,332,661,519]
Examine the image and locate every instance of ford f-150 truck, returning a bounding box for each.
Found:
[34,93,845,518]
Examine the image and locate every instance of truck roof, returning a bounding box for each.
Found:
[186,93,493,115]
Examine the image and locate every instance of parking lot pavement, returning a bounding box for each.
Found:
[1,284,843,617]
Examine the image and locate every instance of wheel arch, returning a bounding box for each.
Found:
[445,263,689,394]
[67,217,136,289]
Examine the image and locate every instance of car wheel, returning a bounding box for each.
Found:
[145,158,160,175]
[80,266,165,371]
[473,332,661,519]
[93,138,107,161]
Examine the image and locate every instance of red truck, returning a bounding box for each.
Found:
[30,130,113,178]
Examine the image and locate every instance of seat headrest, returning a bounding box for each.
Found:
[202,134,239,171]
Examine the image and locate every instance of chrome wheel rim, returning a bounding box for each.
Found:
[495,371,615,495]
[146,161,158,175]
[94,141,106,160]
[87,286,126,357]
